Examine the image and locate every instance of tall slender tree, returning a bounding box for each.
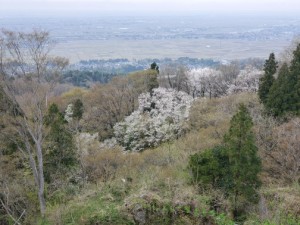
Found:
[288,43,300,114]
[44,104,77,185]
[266,63,290,116]
[258,53,277,104]
[189,104,262,220]
[224,104,261,220]
[0,30,68,216]
[266,44,300,116]
[73,99,84,120]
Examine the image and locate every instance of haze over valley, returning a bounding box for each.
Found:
[1,1,300,224]
[2,13,300,63]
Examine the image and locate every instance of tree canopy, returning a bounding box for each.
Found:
[262,44,300,116]
[258,53,277,104]
[189,104,261,221]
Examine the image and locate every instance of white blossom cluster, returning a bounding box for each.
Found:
[64,103,73,123]
[114,87,194,151]
[186,66,263,97]
[75,132,99,156]
[227,66,263,94]
[187,68,228,98]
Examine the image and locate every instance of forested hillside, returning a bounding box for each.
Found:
[0,30,299,225]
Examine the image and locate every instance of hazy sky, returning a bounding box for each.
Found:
[1,0,300,15]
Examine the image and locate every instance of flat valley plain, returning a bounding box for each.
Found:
[2,13,300,63]
[54,38,289,63]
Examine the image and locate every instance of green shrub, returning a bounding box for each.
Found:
[189,145,229,188]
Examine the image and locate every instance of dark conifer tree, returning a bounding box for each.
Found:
[150,62,159,73]
[73,99,84,120]
[266,44,300,116]
[288,43,300,115]
[189,145,230,188]
[224,104,261,220]
[258,53,277,104]
[44,104,77,184]
[147,63,159,95]
[266,63,290,116]
[189,104,261,221]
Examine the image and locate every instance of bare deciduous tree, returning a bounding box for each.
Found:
[0,30,68,216]
[271,119,300,183]
[81,70,157,140]
[279,37,300,66]
[159,65,190,94]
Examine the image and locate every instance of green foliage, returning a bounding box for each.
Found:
[289,44,300,114]
[0,87,23,155]
[72,99,84,120]
[258,53,277,104]
[203,210,235,225]
[38,92,298,225]
[125,193,233,225]
[44,103,77,184]
[224,104,261,219]
[189,104,261,221]
[62,70,119,87]
[87,214,134,225]
[263,44,300,116]
[128,68,159,94]
[58,189,134,225]
[263,53,277,77]
[146,69,159,93]
[0,86,23,116]
[189,145,230,188]
[248,213,300,225]
[266,63,290,117]
[150,62,160,73]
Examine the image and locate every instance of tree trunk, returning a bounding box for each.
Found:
[1,30,69,218]
[36,138,46,216]
[38,189,46,216]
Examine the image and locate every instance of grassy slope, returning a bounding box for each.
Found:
[42,93,299,225]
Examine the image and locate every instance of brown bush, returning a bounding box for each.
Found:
[81,148,126,183]
[81,70,158,141]
[259,118,300,184]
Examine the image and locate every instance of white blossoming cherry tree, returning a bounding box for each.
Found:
[114,88,194,151]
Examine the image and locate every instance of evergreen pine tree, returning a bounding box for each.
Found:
[288,43,300,115]
[73,99,84,120]
[224,104,261,220]
[258,53,277,104]
[189,104,261,221]
[150,62,159,73]
[44,104,77,184]
[146,68,159,95]
[266,63,290,116]
[266,44,300,116]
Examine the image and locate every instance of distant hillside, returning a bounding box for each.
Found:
[62,57,264,87]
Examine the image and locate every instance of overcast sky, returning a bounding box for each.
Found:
[1,0,300,16]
